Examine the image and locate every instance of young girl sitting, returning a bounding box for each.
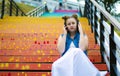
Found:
[52,14,103,76]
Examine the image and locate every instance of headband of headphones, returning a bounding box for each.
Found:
[62,14,79,26]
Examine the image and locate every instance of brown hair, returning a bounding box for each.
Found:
[62,14,79,32]
[62,14,79,26]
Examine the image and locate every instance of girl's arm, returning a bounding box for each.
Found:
[78,23,89,51]
[84,34,88,50]
[57,27,67,54]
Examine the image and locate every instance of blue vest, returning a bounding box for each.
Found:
[62,32,79,56]
[61,32,87,56]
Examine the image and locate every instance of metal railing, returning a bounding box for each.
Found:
[8,0,26,16]
[0,0,47,18]
[66,1,79,11]
[46,0,58,13]
[65,1,84,17]
[84,0,120,76]
[0,0,5,19]
[26,4,46,17]
[0,0,26,19]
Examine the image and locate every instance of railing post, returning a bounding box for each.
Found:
[33,11,35,17]
[85,0,89,18]
[87,0,90,26]
[36,9,37,16]
[16,6,18,16]
[79,6,82,17]
[30,13,31,17]
[1,0,5,19]
[84,0,87,17]
[94,6,98,44]
[9,0,13,16]
[110,25,117,76]
[90,1,94,33]
[44,6,45,13]
[100,13,104,62]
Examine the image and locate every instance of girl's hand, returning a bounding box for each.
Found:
[78,22,84,36]
[78,23,86,51]
[63,26,67,35]
[79,35,86,51]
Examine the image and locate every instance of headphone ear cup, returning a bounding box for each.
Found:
[64,22,66,27]
[77,21,79,25]
[77,21,79,32]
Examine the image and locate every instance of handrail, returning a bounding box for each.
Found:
[66,1,79,11]
[79,6,82,17]
[84,0,120,76]
[90,0,120,31]
[26,4,46,17]
[1,0,47,18]
[0,0,27,18]
[0,0,5,19]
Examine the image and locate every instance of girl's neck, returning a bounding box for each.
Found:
[70,32,76,39]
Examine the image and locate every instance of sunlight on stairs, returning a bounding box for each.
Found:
[0,16,108,76]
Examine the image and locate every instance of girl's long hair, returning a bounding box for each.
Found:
[62,14,79,33]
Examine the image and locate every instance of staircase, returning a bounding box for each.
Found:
[0,16,108,76]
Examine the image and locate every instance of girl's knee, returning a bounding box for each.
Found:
[52,61,58,67]
[52,60,61,68]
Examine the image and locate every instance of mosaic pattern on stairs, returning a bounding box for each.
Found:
[0,16,108,76]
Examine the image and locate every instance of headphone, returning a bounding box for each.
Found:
[64,19,79,27]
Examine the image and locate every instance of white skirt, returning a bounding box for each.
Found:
[52,48,104,76]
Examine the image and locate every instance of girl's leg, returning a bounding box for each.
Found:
[52,48,101,76]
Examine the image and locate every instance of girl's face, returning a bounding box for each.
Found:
[66,17,77,33]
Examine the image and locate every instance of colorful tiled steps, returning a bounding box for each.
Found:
[0,72,51,76]
[0,51,101,63]
[0,63,107,71]
[0,55,60,63]
[0,16,108,76]
[0,33,99,50]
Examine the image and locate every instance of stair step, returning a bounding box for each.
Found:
[0,49,100,55]
[0,63,107,71]
[94,64,108,71]
[0,71,109,76]
[0,71,110,76]
[89,55,101,63]
[0,55,101,63]
[0,50,59,55]
[0,55,60,63]
[0,63,51,70]
[0,72,51,76]
[0,45,99,51]
[0,33,95,41]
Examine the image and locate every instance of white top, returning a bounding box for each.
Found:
[70,41,76,48]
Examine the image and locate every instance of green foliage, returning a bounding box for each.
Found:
[0,1,35,14]
[97,0,118,13]
[0,2,1,5]
[97,0,120,36]
[16,3,35,13]
[115,29,120,36]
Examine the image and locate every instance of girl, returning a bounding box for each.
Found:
[52,14,103,76]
